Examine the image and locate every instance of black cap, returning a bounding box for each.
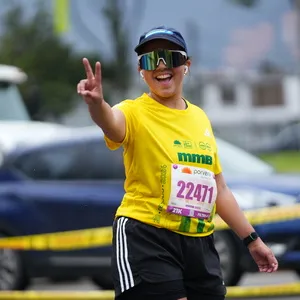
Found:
[134,26,188,55]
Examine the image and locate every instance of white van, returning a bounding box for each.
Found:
[0,64,71,154]
[0,64,30,121]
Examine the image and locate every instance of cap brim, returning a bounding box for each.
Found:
[134,34,186,54]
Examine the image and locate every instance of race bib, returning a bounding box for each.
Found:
[167,164,217,219]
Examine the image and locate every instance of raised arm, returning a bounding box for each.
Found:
[77,58,125,143]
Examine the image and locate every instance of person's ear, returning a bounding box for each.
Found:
[184,65,189,75]
[140,70,145,79]
[138,66,145,80]
[184,59,191,75]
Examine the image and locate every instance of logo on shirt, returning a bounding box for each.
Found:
[198,142,211,151]
[173,140,194,148]
[183,141,193,149]
[181,166,192,174]
[204,128,211,137]
[177,152,213,165]
[174,140,211,151]
[173,140,182,147]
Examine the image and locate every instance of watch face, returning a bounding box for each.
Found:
[250,232,258,240]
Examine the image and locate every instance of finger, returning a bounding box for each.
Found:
[78,80,87,93]
[259,261,278,273]
[80,90,90,97]
[259,266,268,272]
[81,90,98,101]
[82,58,95,82]
[80,91,94,105]
[266,266,273,273]
[268,262,278,272]
[267,253,278,270]
[94,61,102,84]
[78,80,86,92]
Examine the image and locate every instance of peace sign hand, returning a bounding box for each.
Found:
[77,58,104,105]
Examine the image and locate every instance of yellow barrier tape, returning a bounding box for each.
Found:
[0,227,112,250]
[0,204,299,250]
[0,291,114,300]
[227,282,300,297]
[0,282,300,299]
[214,202,300,230]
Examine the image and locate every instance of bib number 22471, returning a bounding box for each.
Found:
[167,164,217,219]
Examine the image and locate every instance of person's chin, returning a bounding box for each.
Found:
[156,88,175,99]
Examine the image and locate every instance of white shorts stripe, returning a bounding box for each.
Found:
[116,217,134,293]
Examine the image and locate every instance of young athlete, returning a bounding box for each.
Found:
[77,26,278,300]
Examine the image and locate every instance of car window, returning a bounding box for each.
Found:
[216,138,274,176]
[0,82,30,121]
[80,140,124,179]
[13,139,125,180]
[13,143,83,180]
[275,124,300,150]
[13,136,274,179]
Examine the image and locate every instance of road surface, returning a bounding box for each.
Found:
[27,271,299,299]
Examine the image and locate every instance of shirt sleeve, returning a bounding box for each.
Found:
[104,100,137,150]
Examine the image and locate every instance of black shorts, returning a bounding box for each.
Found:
[112,216,226,300]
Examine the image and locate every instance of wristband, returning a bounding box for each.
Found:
[243,232,259,247]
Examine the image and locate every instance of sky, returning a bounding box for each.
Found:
[0,0,298,72]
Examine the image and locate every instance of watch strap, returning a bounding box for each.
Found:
[243,232,259,247]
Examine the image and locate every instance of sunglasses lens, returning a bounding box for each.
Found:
[139,50,186,70]
[139,52,158,71]
[169,51,186,68]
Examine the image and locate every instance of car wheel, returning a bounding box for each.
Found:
[91,273,114,290]
[0,233,29,290]
[214,231,243,286]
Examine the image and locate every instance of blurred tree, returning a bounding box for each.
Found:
[0,1,99,121]
[0,1,95,120]
[72,0,138,103]
[0,0,135,121]
[101,0,132,95]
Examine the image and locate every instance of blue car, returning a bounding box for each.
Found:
[0,127,299,290]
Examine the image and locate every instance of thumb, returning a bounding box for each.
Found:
[267,252,277,265]
[82,90,103,102]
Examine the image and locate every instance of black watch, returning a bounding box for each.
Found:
[243,232,259,247]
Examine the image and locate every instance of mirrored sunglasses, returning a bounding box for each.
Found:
[138,49,187,71]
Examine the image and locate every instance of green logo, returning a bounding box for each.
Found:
[177,152,213,165]
[183,141,193,149]
[173,140,182,147]
[198,142,211,151]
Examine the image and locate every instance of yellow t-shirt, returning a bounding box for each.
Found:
[104,93,222,237]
